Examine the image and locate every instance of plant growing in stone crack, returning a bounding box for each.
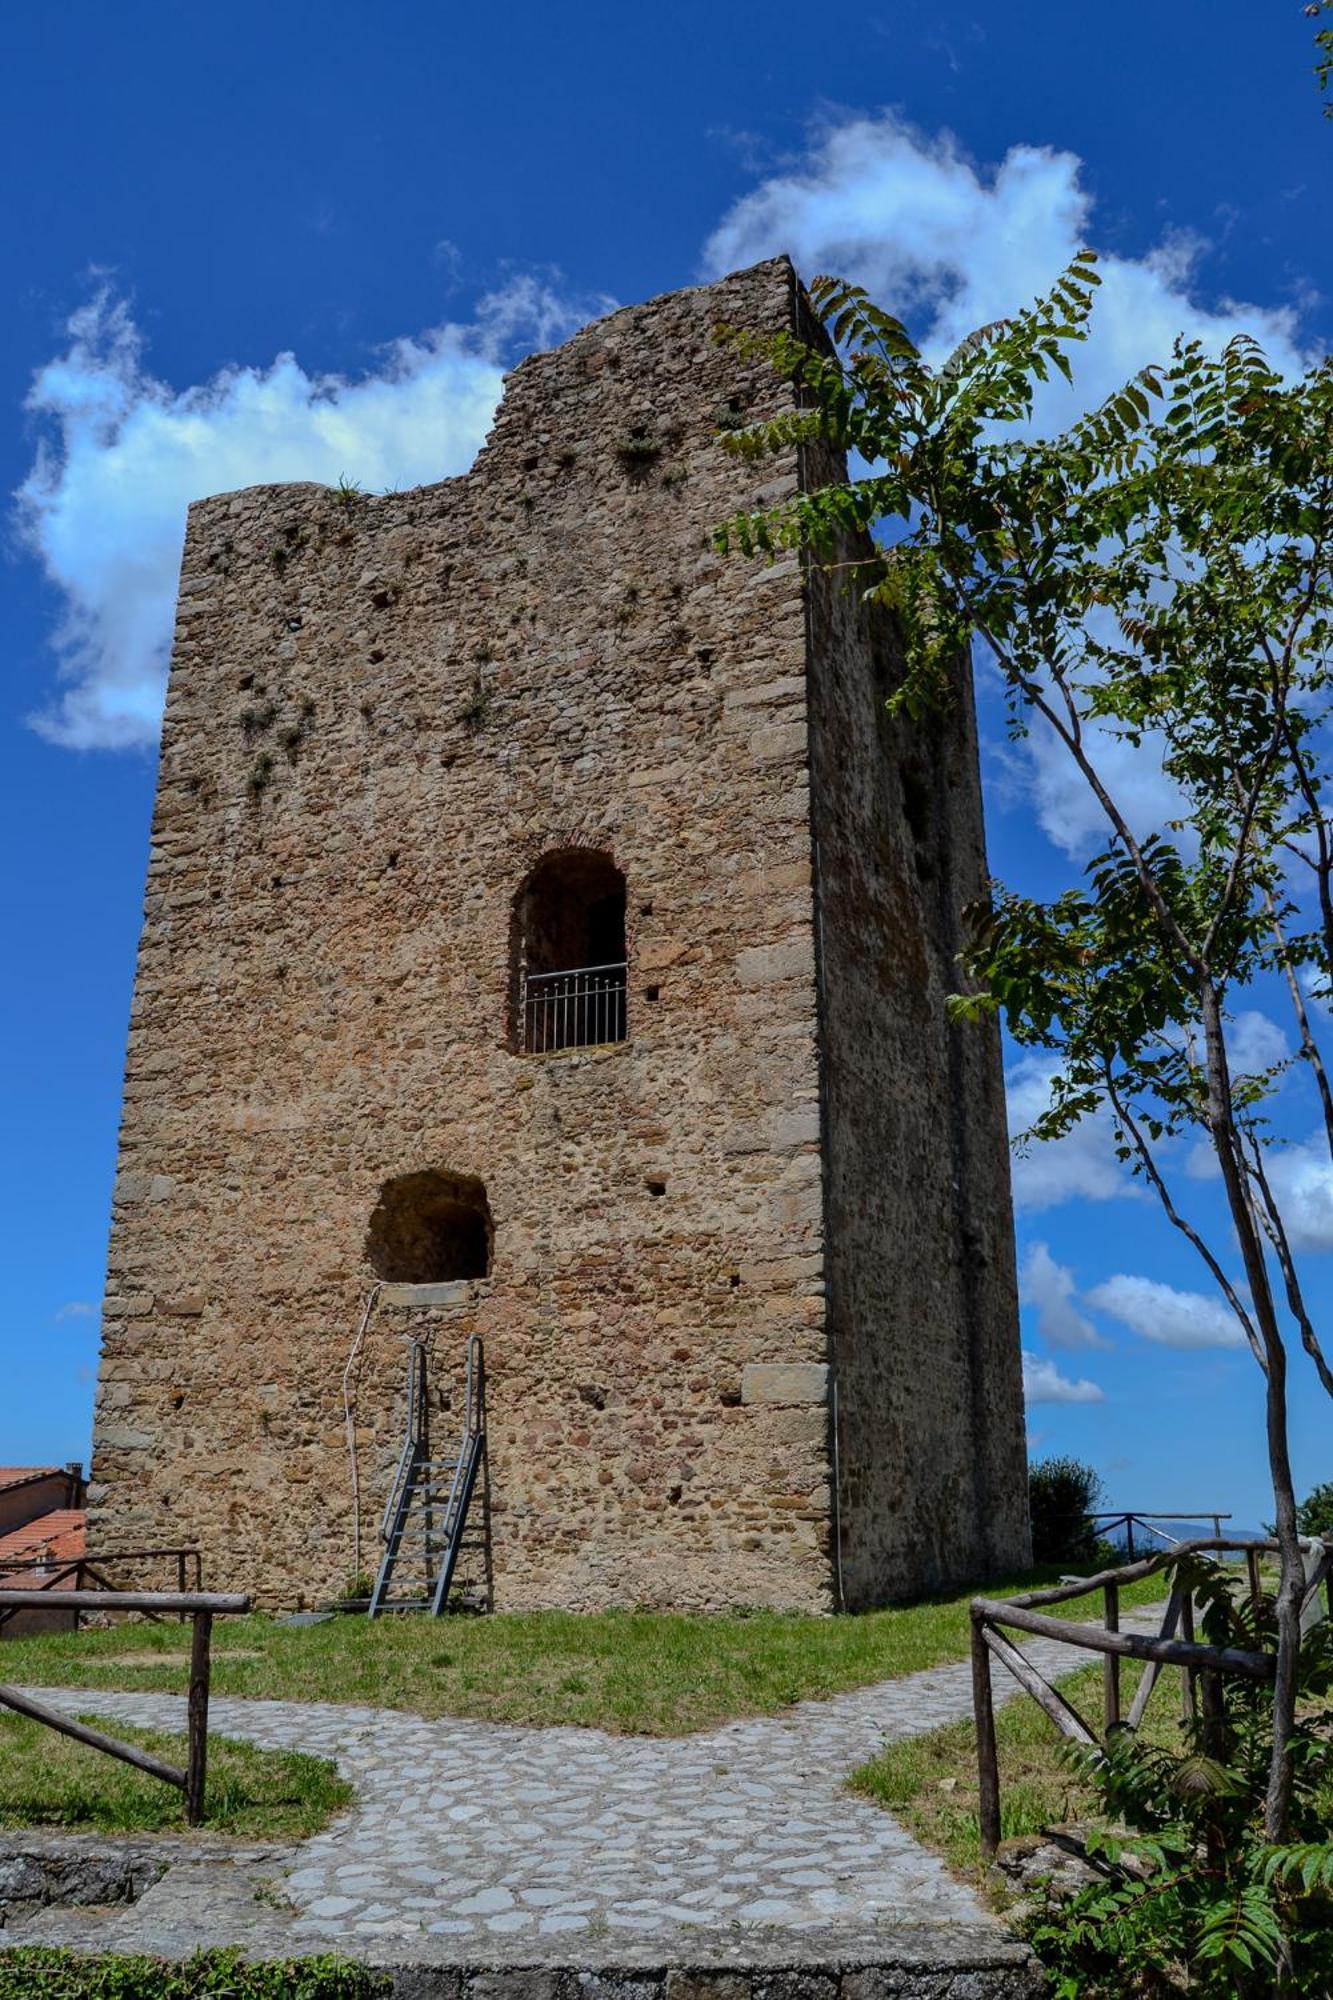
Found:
[614,431,661,476]
[454,668,491,730]
[240,700,277,738]
[714,396,750,432]
[247,752,275,799]
[333,475,366,510]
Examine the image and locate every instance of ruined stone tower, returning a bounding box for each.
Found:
[90,258,1030,1612]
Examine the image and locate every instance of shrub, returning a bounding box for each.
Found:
[1028,1455,1104,1566]
[1023,1556,1333,1997]
[0,1950,386,1999]
[1297,1480,1333,1539]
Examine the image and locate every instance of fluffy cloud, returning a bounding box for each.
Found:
[703,112,1318,860]
[17,276,601,749]
[1019,1242,1108,1349]
[1006,1053,1132,1211]
[19,114,1322,761]
[1183,1126,1333,1247]
[701,112,1311,407]
[1228,1011,1291,1076]
[1264,1138,1333,1251]
[1086,1273,1247,1349]
[1022,1351,1105,1405]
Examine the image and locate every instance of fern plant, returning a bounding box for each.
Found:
[1023,1559,1333,1996]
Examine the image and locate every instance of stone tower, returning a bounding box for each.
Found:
[90,258,1029,1612]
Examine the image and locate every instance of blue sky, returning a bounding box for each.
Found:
[2,1,1329,1529]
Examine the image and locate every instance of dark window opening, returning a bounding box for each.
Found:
[511,849,628,1054]
[365,1170,492,1283]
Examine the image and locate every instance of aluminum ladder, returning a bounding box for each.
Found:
[367,1335,488,1618]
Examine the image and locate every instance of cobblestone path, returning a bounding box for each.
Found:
[20,1624,1127,1953]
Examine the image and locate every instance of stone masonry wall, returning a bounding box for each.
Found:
[91,261,837,1611]
[89,256,1027,1611]
[801,439,1029,1600]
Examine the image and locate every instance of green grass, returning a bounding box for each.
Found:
[0,1709,352,1839]
[849,1659,1161,1881]
[0,1951,386,1999]
[854,1653,1333,1894]
[0,1569,1163,1737]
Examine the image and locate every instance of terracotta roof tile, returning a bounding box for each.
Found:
[0,1509,87,1580]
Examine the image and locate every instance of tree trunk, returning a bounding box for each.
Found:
[1198,976,1304,1841]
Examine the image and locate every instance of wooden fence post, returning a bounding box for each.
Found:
[1103,1581,1121,1729]
[185,1610,212,1826]
[1179,1591,1197,1723]
[971,1609,1001,1861]
[1245,1547,1263,1615]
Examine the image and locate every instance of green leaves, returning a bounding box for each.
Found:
[714,251,1333,1409]
[1021,1568,1333,1995]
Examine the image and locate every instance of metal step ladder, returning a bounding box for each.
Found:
[367,1335,489,1618]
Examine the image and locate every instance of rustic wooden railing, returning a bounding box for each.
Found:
[1089,1510,1231,1558]
[0,1548,204,1629]
[0,1588,249,1824]
[970,1537,1332,1860]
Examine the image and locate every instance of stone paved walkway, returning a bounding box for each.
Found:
[19,1619,1143,1957]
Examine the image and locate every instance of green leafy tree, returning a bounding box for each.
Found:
[1027,1560,1333,1997]
[1028,1454,1105,1566]
[1297,1479,1333,1537]
[712,258,1333,1850]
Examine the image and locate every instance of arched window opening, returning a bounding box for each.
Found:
[366,1171,492,1283]
[512,849,628,1055]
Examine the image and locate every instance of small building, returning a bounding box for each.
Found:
[89,258,1030,1613]
[0,1465,87,1637]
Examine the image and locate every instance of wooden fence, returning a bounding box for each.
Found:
[0,1588,249,1824]
[1090,1510,1230,1558]
[969,1537,1332,1860]
[0,1548,203,1630]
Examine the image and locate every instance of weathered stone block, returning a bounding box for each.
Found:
[741,1363,829,1407]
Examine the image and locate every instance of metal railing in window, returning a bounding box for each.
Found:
[520,962,628,1055]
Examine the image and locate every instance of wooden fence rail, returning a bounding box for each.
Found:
[1089,1511,1231,1558]
[970,1537,1332,1860]
[0,1588,249,1825]
[0,1548,204,1629]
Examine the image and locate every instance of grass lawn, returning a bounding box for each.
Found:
[0,1708,352,1839]
[850,1649,1333,1888]
[848,1659,1161,1882]
[0,1568,1163,1736]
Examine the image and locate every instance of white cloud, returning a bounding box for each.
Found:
[53,1300,99,1323]
[1022,1351,1105,1404]
[1228,1010,1290,1075]
[16,275,602,749]
[1086,1272,1246,1349]
[703,112,1320,861]
[1264,1137,1333,1251]
[1020,714,1186,862]
[1006,1053,1133,1211]
[701,111,1312,407]
[1020,1241,1108,1349]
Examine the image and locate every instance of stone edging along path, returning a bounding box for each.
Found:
[1,1618,1144,1982]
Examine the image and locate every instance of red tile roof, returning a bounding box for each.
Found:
[0,1468,62,1491]
[0,1509,87,1579]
